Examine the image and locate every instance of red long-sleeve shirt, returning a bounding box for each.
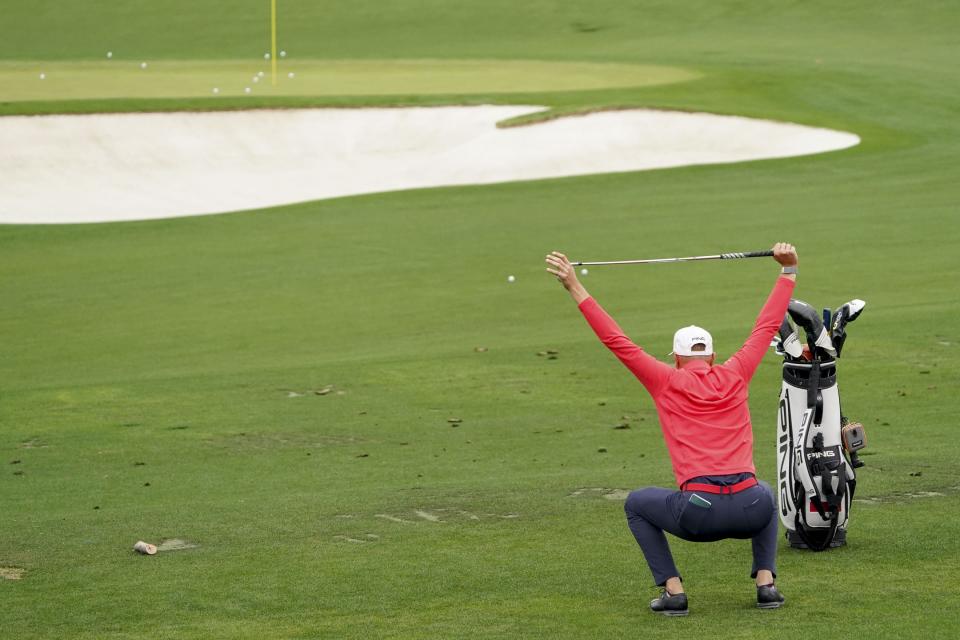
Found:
[578,276,795,486]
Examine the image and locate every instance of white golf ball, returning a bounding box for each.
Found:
[106,51,113,59]
[287,72,295,79]
[252,76,260,83]
[212,87,220,94]
[39,72,46,80]
[264,53,271,60]
[280,50,287,58]
[244,87,252,94]
[140,62,147,69]
[581,268,589,276]
[507,275,516,283]
[258,71,265,78]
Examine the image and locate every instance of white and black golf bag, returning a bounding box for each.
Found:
[774,298,867,550]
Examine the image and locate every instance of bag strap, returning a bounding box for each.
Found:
[793,488,839,551]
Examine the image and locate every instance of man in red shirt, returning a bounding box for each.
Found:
[545,243,798,616]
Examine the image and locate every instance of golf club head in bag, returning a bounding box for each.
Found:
[773,317,804,359]
[774,298,867,550]
[830,299,867,358]
[786,299,836,357]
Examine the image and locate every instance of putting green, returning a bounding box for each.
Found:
[0,59,698,102]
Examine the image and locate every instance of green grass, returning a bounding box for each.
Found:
[0,59,696,102]
[2,1,960,638]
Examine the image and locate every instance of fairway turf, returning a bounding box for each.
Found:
[2,1,960,638]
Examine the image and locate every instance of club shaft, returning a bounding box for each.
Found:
[573,250,772,266]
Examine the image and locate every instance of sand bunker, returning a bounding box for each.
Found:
[0,106,859,224]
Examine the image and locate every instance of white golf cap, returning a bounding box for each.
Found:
[671,325,713,356]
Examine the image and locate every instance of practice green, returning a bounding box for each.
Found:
[0,59,697,102]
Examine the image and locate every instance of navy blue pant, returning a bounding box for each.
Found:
[624,476,779,586]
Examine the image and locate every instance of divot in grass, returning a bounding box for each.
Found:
[568,487,631,501]
[601,490,631,501]
[374,509,512,524]
[854,490,950,505]
[156,538,199,552]
[1,567,25,580]
[206,432,364,451]
[375,514,414,524]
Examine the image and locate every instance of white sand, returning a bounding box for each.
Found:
[0,106,859,224]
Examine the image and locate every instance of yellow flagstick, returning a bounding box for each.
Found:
[270,0,278,85]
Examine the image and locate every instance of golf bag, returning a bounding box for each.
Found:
[774,298,867,550]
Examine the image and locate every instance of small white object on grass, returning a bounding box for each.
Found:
[39,72,46,80]
[212,87,220,95]
[106,51,113,59]
[258,71,264,78]
[287,72,295,79]
[280,50,287,58]
[580,268,589,276]
[140,62,147,69]
[264,53,271,60]
[244,87,252,94]
[507,275,516,283]
[252,76,260,83]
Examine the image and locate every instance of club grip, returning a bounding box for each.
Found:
[720,250,774,259]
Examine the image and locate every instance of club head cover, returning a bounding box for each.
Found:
[814,327,837,356]
[773,317,803,358]
[787,299,836,356]
[787,299,823,337]
[845,299,866,323]
[830,299,866,357]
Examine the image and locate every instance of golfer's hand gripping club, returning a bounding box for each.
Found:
[546,251,590,304]
[772,242,798,268]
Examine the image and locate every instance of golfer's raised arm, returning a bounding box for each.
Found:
[725,243,798,380]
[546,251,670,394]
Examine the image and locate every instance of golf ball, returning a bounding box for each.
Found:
[252,76,260,83]
[264,53,271,60]
[140,62,147,69]
[212,87,220,94]
[581,268,589,275]
[288,72,295,79]
[507,275,516,283]
[258,71,265,78]
[280,50,287,58]
[106,51,113,59]
[39,72,46,80]
[244,87,252,94]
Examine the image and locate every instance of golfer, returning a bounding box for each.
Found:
[546,243,798,615]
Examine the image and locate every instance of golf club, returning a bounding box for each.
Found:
[572,250,773,266]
